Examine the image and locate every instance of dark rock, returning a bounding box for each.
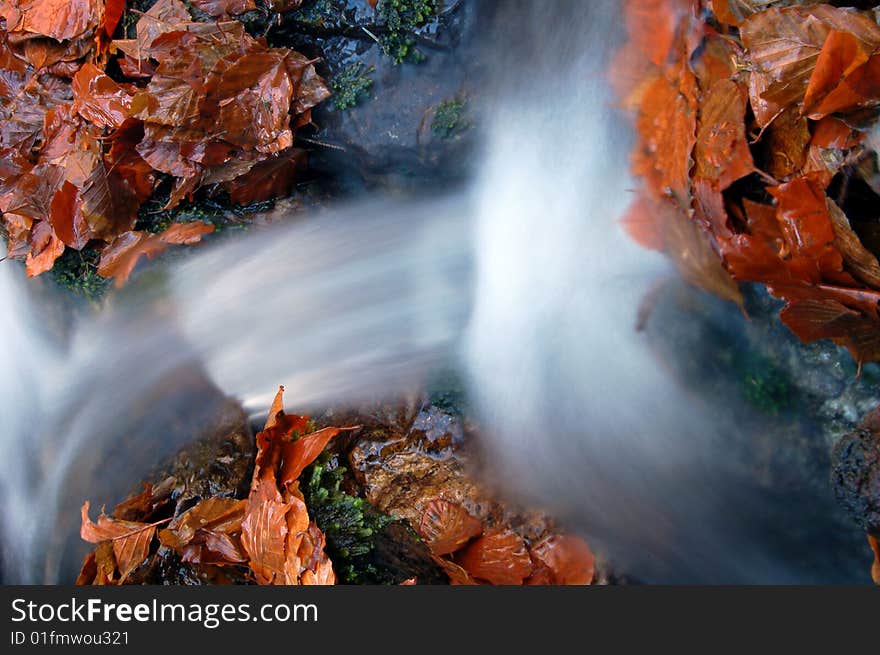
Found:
[269,0,480,187]
[831,423,880,534]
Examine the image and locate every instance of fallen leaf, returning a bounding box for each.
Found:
[694,78,754,189]
[25,219,64,276]
[869,534,880,585]
[456,528,533,585]
[80,501,163,583]
[527,535,595,585]
[418,499,483,556]
[71,63,132,129]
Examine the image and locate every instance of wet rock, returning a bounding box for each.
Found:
[831,418,880,534]
[270,0,480,186]
[642,280,879,581]
[343,400,557,542]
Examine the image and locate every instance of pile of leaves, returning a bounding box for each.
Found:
[0,0,328,285]
[78,387,355,585]
[616,0,880,368]
[415,498,595,585]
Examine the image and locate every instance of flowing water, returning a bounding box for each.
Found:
[0,2,868,583]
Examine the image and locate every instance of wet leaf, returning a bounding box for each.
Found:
[2,0,101,42]
[740,5,880,126]
[418,499,482,556]
[225,149,306,205]
[191,0,257,19]
[827,198,880,289]
[694,78,754,189]
[869,534,880,585]
[25,219,64,276]
[71,63,132,129]
[527,535,595,585]
[80,501,162,583]
[96,221,214,286]
[48,180,93,249]
[456,528,533,585]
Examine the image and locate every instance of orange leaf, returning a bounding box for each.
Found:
[803,30,870,117]
[418,499,483,556]
[528,535,595,585]
[694,79,754,190]
[869,534,880,585]
[25,220,64,277]
[280,427,344,488]
[72,63,133,129]
[80,501,162,582]
[456,528,532,585]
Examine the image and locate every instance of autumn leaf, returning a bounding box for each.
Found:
[24,219,65,277]
[71,63,133,129]
[869,534,880,585]
[418,499,482,556]
[1,0,101,42]
[456,528,533,585]
[527,535,595,585]
[80,501,167,583]
[740,5,880,126]
[190,0,257,18]
[633,57,697,204]
[694,78,754,190]
[225,149,306,205]
[97,221,215,286]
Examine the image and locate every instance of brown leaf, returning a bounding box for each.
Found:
[802,29,870,117]
[225,149,307,205]
[827,198,880,289]
[191,0,257,19]
[418,499,483,556]
[48,180,93,250]
[280,427,347,489]
[241,485,291,585]
[527,535,595,585]
[741,5,880,126]
[71,63,132,129]
[96,221,213,286]
[160,497,246,550]
[869,534,880,585]
[431,554,478,585]
[79,501,160,583]
[1,0,101,41]
[694,78,754,189]
[633,53,698,204]
[24,219,64,277]
[764,106,811,180]
[456,528,533,585]
[623,0,684,67]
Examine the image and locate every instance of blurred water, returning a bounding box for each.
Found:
[0,1,868,583]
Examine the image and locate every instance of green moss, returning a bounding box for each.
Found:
[331,62,375,110]
[378,0,435,64]
[739,353,791,415]
[49,248,110,301]
[302,453,394,584]
[431,97,466,139]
